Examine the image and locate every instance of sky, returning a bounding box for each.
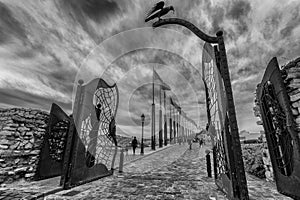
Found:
[0,0,300,138]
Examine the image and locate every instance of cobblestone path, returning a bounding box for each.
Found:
[16,143,291,200]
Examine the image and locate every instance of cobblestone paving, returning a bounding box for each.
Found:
[45,143,294,200]
[115,145,173,170]
[2,143,293,200]
[46,144,225,200]
[247,174,292,200]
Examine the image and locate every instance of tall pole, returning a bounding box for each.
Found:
[159,87,163,148]
[169,98,172,143]
[178,108,182,144]
[176,108,179,143]
[216,31,248,197]
[141,120,144,154]
[173,105,176,143]
[151,66,156,150]
[183,115,186,142]
[164,90,168,146]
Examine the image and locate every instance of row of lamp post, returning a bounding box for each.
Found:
[140,99,198,155]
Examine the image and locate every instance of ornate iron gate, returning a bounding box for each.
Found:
[35,103,70,180]
[202,42,249,199]
[256,57,300,199]
[61,78,119,189]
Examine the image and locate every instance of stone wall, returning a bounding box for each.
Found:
[0,108,49,184]
[241,143,266,179]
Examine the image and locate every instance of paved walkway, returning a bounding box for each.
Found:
[46,143,224,199]
[0,143,294,199]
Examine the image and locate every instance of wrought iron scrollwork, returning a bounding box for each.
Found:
[256,57,300,199]
[48,120,69,162]
[35,103,70,180]
[62,78,119,189]
[261,83,294,176]
[202,42,248,199]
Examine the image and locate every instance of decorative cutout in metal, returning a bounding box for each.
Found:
[202,42,248,199]
[62,78,119,189]
[152,17,248,200]
[35,103,70,180]
[256,57,300,199]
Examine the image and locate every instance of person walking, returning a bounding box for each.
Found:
[131,137,138,155]
[199,138,204,148]
[205,149,212,177]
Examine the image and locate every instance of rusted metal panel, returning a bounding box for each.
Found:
[257,57,300,200]
[203,42,249,200]
[34,103,70,180]
[62,78,119,189]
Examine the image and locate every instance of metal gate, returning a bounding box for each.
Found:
[202,42,249,199]
[256,57,300,199]
[34,103,70,180]
[61,78,119,189]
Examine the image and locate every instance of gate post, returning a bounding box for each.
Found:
[152,18,249,200]
[216,31,248,198]
[119,148,124,173]
[60,80,84,188]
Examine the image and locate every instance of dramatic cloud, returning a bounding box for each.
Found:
[0,0,300,137]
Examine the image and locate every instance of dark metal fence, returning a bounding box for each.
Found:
[202,42,249,199]
[34,103,70,180]
[61,78,119,189]
[256,57,300,199]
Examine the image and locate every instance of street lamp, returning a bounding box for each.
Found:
[141,114,145,155]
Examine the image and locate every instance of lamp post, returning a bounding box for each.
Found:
[141,114,145,155]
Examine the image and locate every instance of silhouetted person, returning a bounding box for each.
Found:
[199,138,204,148]
[131,137,138,155]
[206,123,209,131]
[95,103,101,121]
[206,149,212,178]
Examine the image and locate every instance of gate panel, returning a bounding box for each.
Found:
[62,78,119,188]
[257,57,300,199]
[202,42,248,199]
[34,103,70,180]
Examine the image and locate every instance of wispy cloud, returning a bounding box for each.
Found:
[0,0,299,135]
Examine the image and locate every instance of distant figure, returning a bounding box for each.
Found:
[206,149,212,178]
[206,123,209,131]
[188,138,192,150]
[199,138,204,148]
[131,137,138,155]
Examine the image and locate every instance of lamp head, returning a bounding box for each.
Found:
[141,113,145,122]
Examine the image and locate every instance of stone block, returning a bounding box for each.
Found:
[35,120,45,125]
[17,127,30,132]
[7,171,15,176]
[25,173,35,178]
[30,111,38,115]
[25,113,35,119]
[0,144,9,149]
[14,167,27,173]
[27,167,34,172]
[30,150,40,155]
[0,131,13,136]
[5,123,19,128]
[1,139,12,145]
[24,143,33,149]
[3,127,16,131]
[25,124,35,128]
[12,116,25,122]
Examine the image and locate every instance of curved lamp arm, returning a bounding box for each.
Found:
[153,18,218,44]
